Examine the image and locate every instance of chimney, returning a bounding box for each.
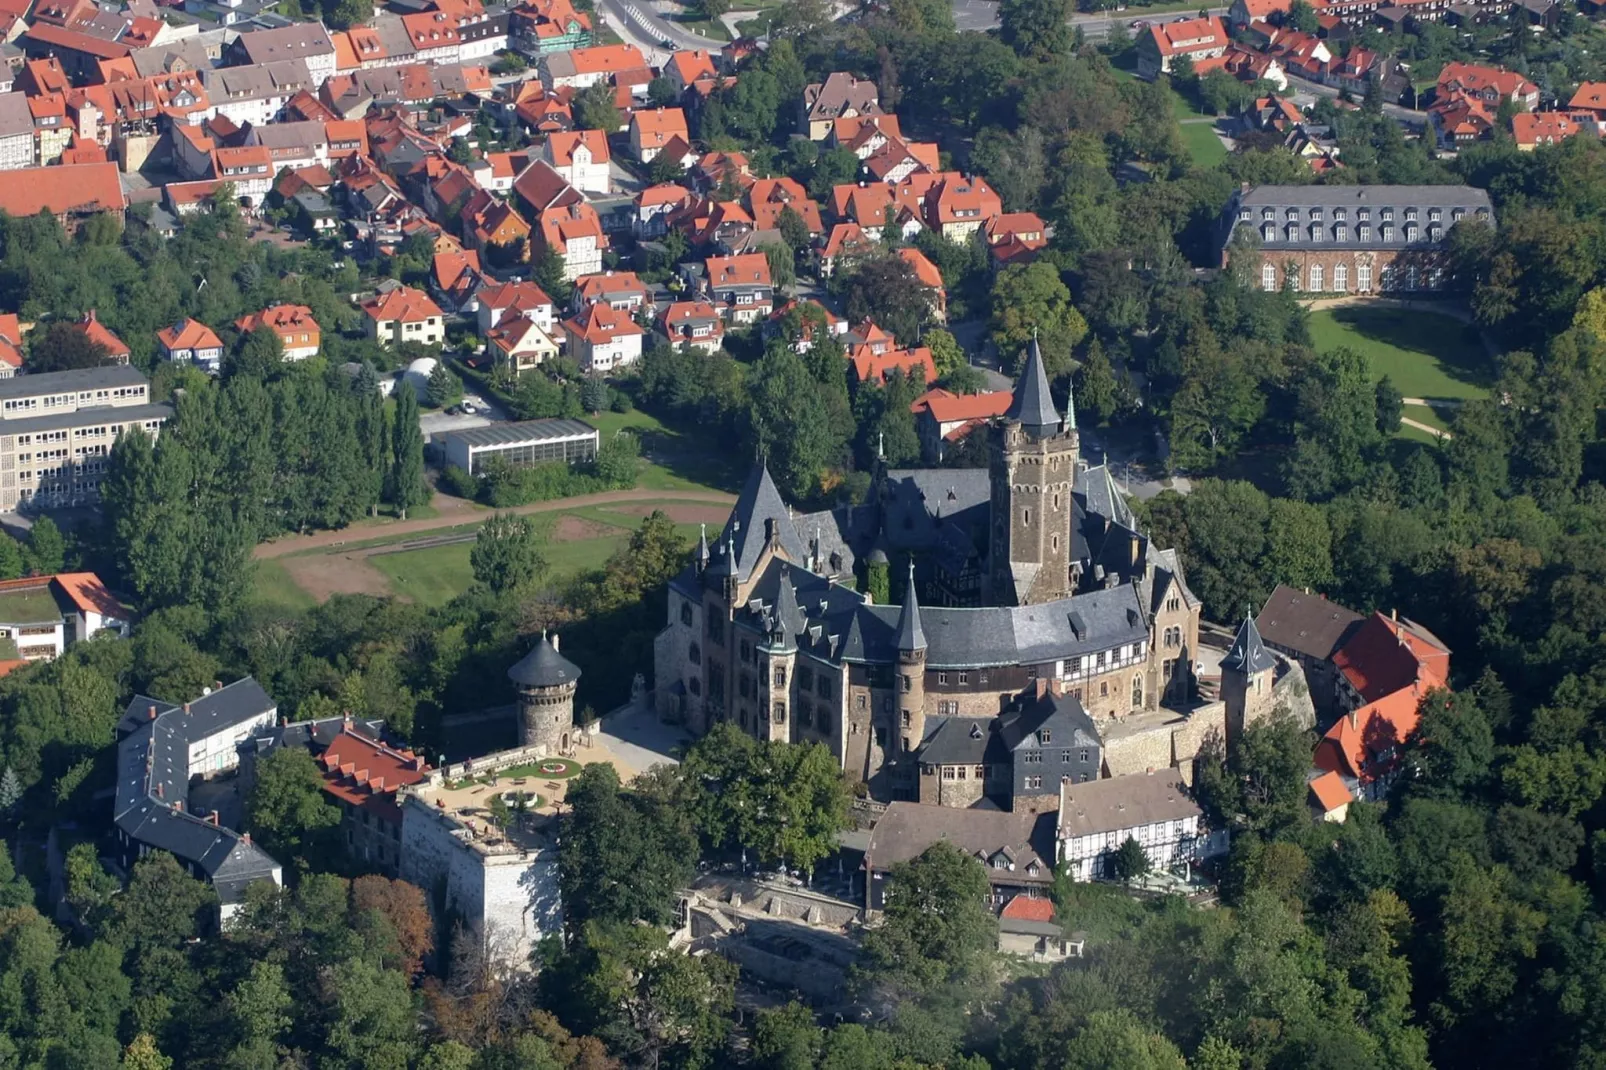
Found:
[1034,678,1049,699]
[208,810,219,825]
[1349,708,1359,731]
[147,704,157,720]
[551,633,559,652]
[214,680,222,691]
[155,783,163,798]
[1129,533,1140,567]
[241,832,250,844]
[1391,607,1397,621]
[173,799,183,812]
[182,702,191,715]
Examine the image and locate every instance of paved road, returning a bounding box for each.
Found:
[595,0,723,66]
[952,0,1231,38]
[254,487,737,559]
[1286,71,1427,127]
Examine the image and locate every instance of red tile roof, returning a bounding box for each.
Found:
[706,251,771,289]
[911,388,1013,423]
[1000,894,1054,922]
[361,286,444,324]
[236,304,322,341]
[77,309,129,358]
[1308,770,1352,813]
[52,571,127,619]
[1148,15,1227,57]
[850,345,935,386]
[1331,613,1450,705]
[319,727,431,823]
[897,246,944,290]
[547,128,609,166]
[156,317,222,352]
[564,302,643,343]
[0,163,124,220]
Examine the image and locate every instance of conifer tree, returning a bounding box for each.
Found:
[388,387,428,520]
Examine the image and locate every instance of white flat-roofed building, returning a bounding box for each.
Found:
[440,417,599,475]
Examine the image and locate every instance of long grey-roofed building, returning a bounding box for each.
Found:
[0,364,172,513]
[440,418,599,475]
[1220,183,1494,295]
[113,678,284,917]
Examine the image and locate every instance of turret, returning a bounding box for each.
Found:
[509,631,581,753]
[1221,612,1276,747]
[895,561,927,757]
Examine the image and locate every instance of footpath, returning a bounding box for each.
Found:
[254,487,737,560]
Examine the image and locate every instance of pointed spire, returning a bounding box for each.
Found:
[895,559,926,652]
[1006,334,1062,437]
[694,523,710,570]
[1222,612,1274,676]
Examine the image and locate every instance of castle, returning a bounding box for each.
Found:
[653,341,1210,801]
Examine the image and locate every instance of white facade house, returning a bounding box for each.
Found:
[399,791,562,968]
[0,93,34,172]
[541,130,610,195]
[1056,773,1228,881]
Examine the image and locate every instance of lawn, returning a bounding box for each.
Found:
[591,409,742,494]
[248,558,320,612]
[1306,306,1494,403]
[366,532,632,607]
[1180,122,1227,167]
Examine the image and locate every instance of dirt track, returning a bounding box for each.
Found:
[254,488,737,560]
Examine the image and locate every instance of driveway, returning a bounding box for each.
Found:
[595,0,722,65]
[947,1,1230,38]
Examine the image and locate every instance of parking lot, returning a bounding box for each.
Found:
[417,389,511,444]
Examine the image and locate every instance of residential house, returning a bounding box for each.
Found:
[230,23,337,85]
[1220,183,1494,294]
[212,145,274,203]
[562,302,643,374]
[361,286,445,347]
[982,211,1049,269]
[0,91,31,170]
[234,305,321,361]
[398,10,464,65]
[571,270,651,315]
[430,247,485,314]
[308,723,431,876]
[509,0,592,57]
[657,300,724,353]
[467,199,532,263]
[910,388,1013,461]
[1138,16,1229,79]
[1511,110,1595,150]
[0,570,130,664]
[849,341,936,388]
[72,308,131,364]
[0,161,123,233]
[541,128,609,193]
[539,42,645,90]
[486,313,558,375]
[817,221,875,277]
[665,49,716,92]
[1567,81,1606,124]
[924,172,1002,240]
[745,176,824,238]
[701,252,773,323]
[864,802,1056,912]
[800,72,882,141]
[1255,584,1364,721]
[634,182,693,238]
[476,278,555,335]
[629,106,687,162]
[514,160,605,279]
[897,246,947,321]
[201,59,315,129]
[0,314,21,378]
[764,298,847,353]
[156,317,224,373]
[1056,772,1224,881]
[914,681,1102,812]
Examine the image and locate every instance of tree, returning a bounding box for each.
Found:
[426,361,462,409]
[1376,375,1404,434]
[323,956,419,1070]
[856,841,997,994]
[121,1034,173,1070]
[245,747,341,869]
[990,261,1088,378]
[748,345,846,499]
[470,512,547,594]
[752,1003,821,1070]
[765,243,796,295]
[865,556,890,605]
[0,766,21,814]
[1076,340,1119,425]
[777,206,811,255]
[574,82,620,132]
[1000,0,1073,58]
[1062,1011,1186,1070]
[388,386,428,519]
[24,516,65,576]
[28,321,113,372]
[112,852,218,951]
[1287,0,1320,28]
[808,147,861,200]
[560,763,697,929]
[580,376,607,414]
[350,876,434,977]
[843,255,934,345]
[231,326,284,379]
[1112,836,1151,883]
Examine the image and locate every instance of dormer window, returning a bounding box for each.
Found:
[1381,208,1394,221]
[1310,225,1323,243]
[1405,224,1417,242]
[1358,208,1370,221]
[1262,224,1275,242]
[1335,224,1348,242]
[1238,208,1251,222]
[1453,207,1466,221]
[1309,208,1322,220]
[1285,208,1298,221]
[1334,208,1346,221]
[1405,207,1418,221]
[1382,225,1394,242]
[1430,225,1443,242]
[1262,207,1274,221]
[1358,224,1371,241]
[1429,207,1442,221]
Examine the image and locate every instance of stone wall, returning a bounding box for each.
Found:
[1102,703,1227,785]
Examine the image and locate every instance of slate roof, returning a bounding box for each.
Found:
[996,687,1100,753]
[1007,337,1062,434]
[894,562,926,652]
[112,678,281,902]
[508,633,580,688]
[867,802,1055,882]
[1221,614,1276,675]
[1056,772,1201,840]
[1256,584,1364,662]
[715,463,809,583]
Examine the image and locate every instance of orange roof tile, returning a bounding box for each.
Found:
[156,317,222,352]
[547,128,609,166]
[897,246,943,290]
[236,304,322,339]
[706,251,771,289]
[999,895,1054,922]
[362,286,444,323]
[850,346,935,386]
[319,728,430,822]
[1308,770,1352,813]
[912,388,1012,423]
[0,163,124,219]
[564,302,643,343]
[1331,613,1450,704]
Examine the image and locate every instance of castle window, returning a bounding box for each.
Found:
[1040,730,1051,744]
[943,766,956,780]
[1080,749,1089,762]
[1022,509,1030,526]
[938,672,948,685]
[1133,675,1143,707]
[978,672,988,685]
[901,673,911,692]
[958,671,969,685]
[1061,750,1072,762]
[739,676,752,699]
[1023,750,1042,763]
[707,616,723,642]
[1069,656,1082,674]
[975,765,986,778]
[680,603,693,626]
[799,666,814,690]
[1100,681,1109,697]
[857,694,866,710]
[819,710,832,733]
[773,667,786,687]
[1026,776,1042,790]
[689,678,701,696]
[1262,263,1276,291]
[689,643,701,665]
[1053,493,1060,509]
[901,709,911,728]
[800,703,813,727]
[817,676,832,699]
[739,639,750,661]
[773,703,785,723]
[1166,596,1181,612]
[955,765,966,779]
[1051,534,1059,552]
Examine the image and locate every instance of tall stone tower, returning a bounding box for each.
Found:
[509,632,581,753]
[1221,613,1277,748]
[895,561,927,757]
[989,337,1079,606]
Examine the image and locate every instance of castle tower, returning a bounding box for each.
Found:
[509,632,581,753]
[1221,612,1277,748]
[989,336,1079,606]
[895,561,927,758]
[757,568,802,743]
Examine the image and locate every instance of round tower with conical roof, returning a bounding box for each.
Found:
[509,632,581,753]
[1221,612,1277,748]
[895,561,927,758]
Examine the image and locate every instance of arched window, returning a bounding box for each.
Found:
[1333,263,1348,291]
[689,642,701,666]
[689,677,701,696]
[1309,264,1323,292]
[1132,675,1144,708]
[1357,263,1372,292]
[1262,263,1276,291]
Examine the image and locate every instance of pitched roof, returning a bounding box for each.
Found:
[547,128,610,167]
[361,286,444,323]
[631,106,687,143]
[563,302,643,343]
[1057,771,1201,839]
[895,563,925,651]
[1331,612,1450,704]
[431,248,482,293]
[574,270,648,302]
[1315,685,1423,782]
[849,346,936,387]
[157,317,222,352]
[1308,769,1352,813]
[716,463,808,582]
[912,388,1013,424]
[0,162,124,219]
[867,802,1054,881]
[479,278,554,313]
[547,42,645,77]
[667,49,716,85]
[1147,15,1227,56]
[1221,614,1275,675]
[77,309,130,357]
[1569,81,1606,110]
[508,633,579,687]
[319,727,430,821]
[706,252,771,289]
[897,246,944,290]
[236,304,321,338]
[1007,338,1061,432]
[1000,894,1055,922]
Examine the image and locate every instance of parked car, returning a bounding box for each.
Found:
[461,401,478,415]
